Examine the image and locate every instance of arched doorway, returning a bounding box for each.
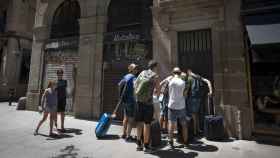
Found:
[50,0,80,39]
[102,0,153,119]
[43,0,81,113]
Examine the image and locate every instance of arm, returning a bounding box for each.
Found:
[191,72,213,95]
[154,76,161,97]
[201,77,213,96]
[40,89,48,109]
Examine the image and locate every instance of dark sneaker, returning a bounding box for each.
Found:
[60,128,66,133]
[144,146,155,154]
[137,145,143,151]
[125,136,134,142]
[136,140,143,151]
[121,134,127,139]
[169,140,174,148]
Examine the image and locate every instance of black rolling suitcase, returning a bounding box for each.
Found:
[204,96,224,140]
[150,120,161,147]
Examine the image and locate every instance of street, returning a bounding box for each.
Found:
[0,102,279,158]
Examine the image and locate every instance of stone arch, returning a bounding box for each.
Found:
[42,0,86,27]
[50,0,81,38]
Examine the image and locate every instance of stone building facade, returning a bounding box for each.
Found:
[153,0,252,139]
[26,0,280,139]
[0,0,36,101]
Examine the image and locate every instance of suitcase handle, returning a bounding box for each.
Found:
[112,82,128,118]
[207,95,215,116]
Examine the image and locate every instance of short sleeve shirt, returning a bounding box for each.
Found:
[168,76,186,110]
[119,73,136,104]
[57,79,67,100]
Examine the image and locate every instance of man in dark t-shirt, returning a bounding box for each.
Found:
[56,69,67,132]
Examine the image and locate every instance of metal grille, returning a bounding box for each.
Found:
[178,29,213,81]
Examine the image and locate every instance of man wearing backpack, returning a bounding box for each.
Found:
[187,69,212,136]
[134,60,160,153]
[113,63,139,142]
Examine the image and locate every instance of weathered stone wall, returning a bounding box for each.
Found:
[0,0,36,100]
[153,0,252,139]
[27,0,109,119]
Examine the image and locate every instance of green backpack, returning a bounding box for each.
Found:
[134,70,157,103]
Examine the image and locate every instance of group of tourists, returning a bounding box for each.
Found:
[114,60,213,153]
[34,69,68,137]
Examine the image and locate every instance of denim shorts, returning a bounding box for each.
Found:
[188,98,201,113]
[160,102,168,117]
[123,103,135,118]
[168,108,187,123]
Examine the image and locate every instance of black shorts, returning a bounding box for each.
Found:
[57,99,66,112]
[135,102,154,124]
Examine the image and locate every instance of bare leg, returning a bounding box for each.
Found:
[192,113,198,135]
[164,117,168,130]
[122,116,128,137]
[181,122,188,144]
[35,112,49,134]
[49,113,54,135]
[126,117,133,137]
[160,116,164,129]
[143,124,151,145]
[54,112,58,130]
[136,122,144,150]
[61,112,65,130]
[137,122,144,141]
[168,121,176,146]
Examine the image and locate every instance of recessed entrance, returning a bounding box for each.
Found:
[42,0,81,113]
[102,0,153,120]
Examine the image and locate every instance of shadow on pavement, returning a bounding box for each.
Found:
[186,144,218,152]
[58,128,83,135]
[97,134,120,140]
[205,137,235,143]
[51,145,80,158]
[186,140,219,152]
[36,133,74,140]
[152,149,198,158]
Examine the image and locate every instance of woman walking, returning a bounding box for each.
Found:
[34,80,58,137]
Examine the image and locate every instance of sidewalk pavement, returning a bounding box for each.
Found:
[0,102,280,158]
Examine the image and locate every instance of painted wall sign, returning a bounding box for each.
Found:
[113,32,140,41]
[104,31,142,42]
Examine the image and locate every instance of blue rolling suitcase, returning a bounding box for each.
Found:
[95,83,127,138]
[95,113,112,138]
[204,96,224,140]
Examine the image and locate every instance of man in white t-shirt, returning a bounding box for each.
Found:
[167,67,188,147]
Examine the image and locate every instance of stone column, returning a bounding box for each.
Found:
[26,26,49,111]
[152,7,173,77]
[74,17,97,119]
[222,0,252,139]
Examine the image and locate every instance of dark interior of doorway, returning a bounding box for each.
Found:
[247,39,280,136]
[177,29,213,132]
[102,0,153,120]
